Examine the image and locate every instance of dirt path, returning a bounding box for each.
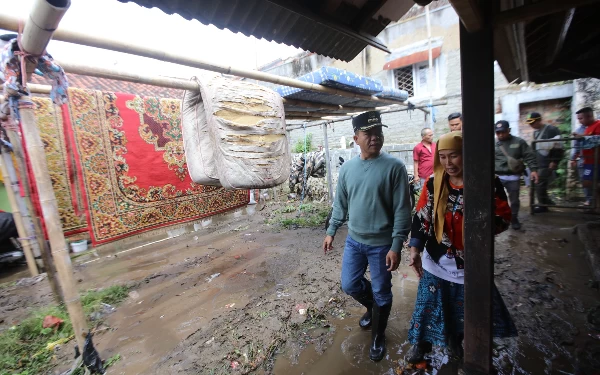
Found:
[1,202,599,374]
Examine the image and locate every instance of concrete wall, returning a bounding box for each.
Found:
[572,78,600,129]
[263,4,588,157]
[264,4,463,149]
[498,83,574,138]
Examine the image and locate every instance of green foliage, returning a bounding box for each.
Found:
[549,101,573,197]
[105,353,121,368]
[0,285,129,375]
[81,285,129,315]
[267,202,330,229]
[293,133,313,153]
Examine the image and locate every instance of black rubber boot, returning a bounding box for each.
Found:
[369,303,392,362]
[406,341,432,364]
[449,334,464,360]
[352,280,374,329]
[510,215,521,230]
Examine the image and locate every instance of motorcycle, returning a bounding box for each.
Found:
[0,212,25,267]
[324,157,421,230]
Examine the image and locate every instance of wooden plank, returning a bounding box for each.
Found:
[495,0,600,26]
[460,0,495,372]
[546,9,576,65]
[449,0,483,32]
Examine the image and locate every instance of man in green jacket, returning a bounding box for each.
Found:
[323,110,412,362]
[495,120,539,229]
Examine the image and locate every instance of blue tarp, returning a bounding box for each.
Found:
[277,66,407,109]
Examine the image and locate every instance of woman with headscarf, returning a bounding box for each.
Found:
[405,132,517,363]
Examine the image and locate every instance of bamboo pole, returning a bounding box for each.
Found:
[0,13,421,110]
[4,128,64,303]
[29,80,377,114]
[18,98,86,349]
[0,151,38,276]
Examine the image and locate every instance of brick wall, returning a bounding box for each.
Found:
[518,99,571,143]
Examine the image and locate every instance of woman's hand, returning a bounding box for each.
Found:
[408,247,423,279]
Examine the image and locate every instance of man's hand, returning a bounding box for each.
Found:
[530,171,539,184]
[323,235,334,254]
[386,250,399,271]
[413,176,420,184]
[549,162,558,170]
[569,160,578,169]
[408,247,423,278]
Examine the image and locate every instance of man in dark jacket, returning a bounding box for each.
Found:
[526,113,564,212]
[495,121,538,229]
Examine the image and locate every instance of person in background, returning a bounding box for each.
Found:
[571,107,600,209]
[323,111,412,362]
[571,107,600,206]
[413,127,436,190]
[526,112,564,213]
[406,132,517,363]
[448,112,462,132]
[494,121,538,229]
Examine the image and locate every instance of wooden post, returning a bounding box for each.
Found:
[0,151,39,276]
[5,127,64,304]
[322,123,334,203]
[460,0,494,373]
[18,98,86,350]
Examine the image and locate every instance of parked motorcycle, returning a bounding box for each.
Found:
[0,212,25,267]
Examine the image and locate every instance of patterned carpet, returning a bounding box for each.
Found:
[33,97,87,235]
[32,89,249,245]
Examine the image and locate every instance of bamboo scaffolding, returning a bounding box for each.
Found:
[4,128,64,303]
[0,13,423,112]
[27,71,375,115]
[12,0,86,350]
[19,100,86,349]
[0,151,38,276]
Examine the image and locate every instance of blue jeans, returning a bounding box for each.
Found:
[341,235,393,306]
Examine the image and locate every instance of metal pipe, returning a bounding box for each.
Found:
[425,4,434,130]
[322,123,334,203]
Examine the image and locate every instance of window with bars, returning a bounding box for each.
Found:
[394,66,414,97]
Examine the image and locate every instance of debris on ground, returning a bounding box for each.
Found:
[80,331,105,374]
[42,315,64,330]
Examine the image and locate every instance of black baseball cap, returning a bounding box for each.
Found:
[352,111,388,132]
[495,120,509,132]
[526,112,542,124]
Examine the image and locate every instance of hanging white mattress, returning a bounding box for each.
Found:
[181,76,221,186]
[182,75,290,189]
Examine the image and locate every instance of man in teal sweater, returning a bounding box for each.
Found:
[323,110,412,362]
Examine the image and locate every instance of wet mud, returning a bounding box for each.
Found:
[0,202,599,374]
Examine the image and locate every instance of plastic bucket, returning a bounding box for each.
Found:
[70,240,88,253]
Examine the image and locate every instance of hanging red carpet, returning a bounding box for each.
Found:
[32,97,87,235]
[66,88,249,245]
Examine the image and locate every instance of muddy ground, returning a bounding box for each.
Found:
[1,200,599,375]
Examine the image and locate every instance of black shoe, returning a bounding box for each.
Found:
[533,206,548,213]
[511,216,521,230]
[369,304,392,362]
[406,341,432,364]
[352,280,374,329]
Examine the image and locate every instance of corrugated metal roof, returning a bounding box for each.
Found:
[118,0,409,62]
